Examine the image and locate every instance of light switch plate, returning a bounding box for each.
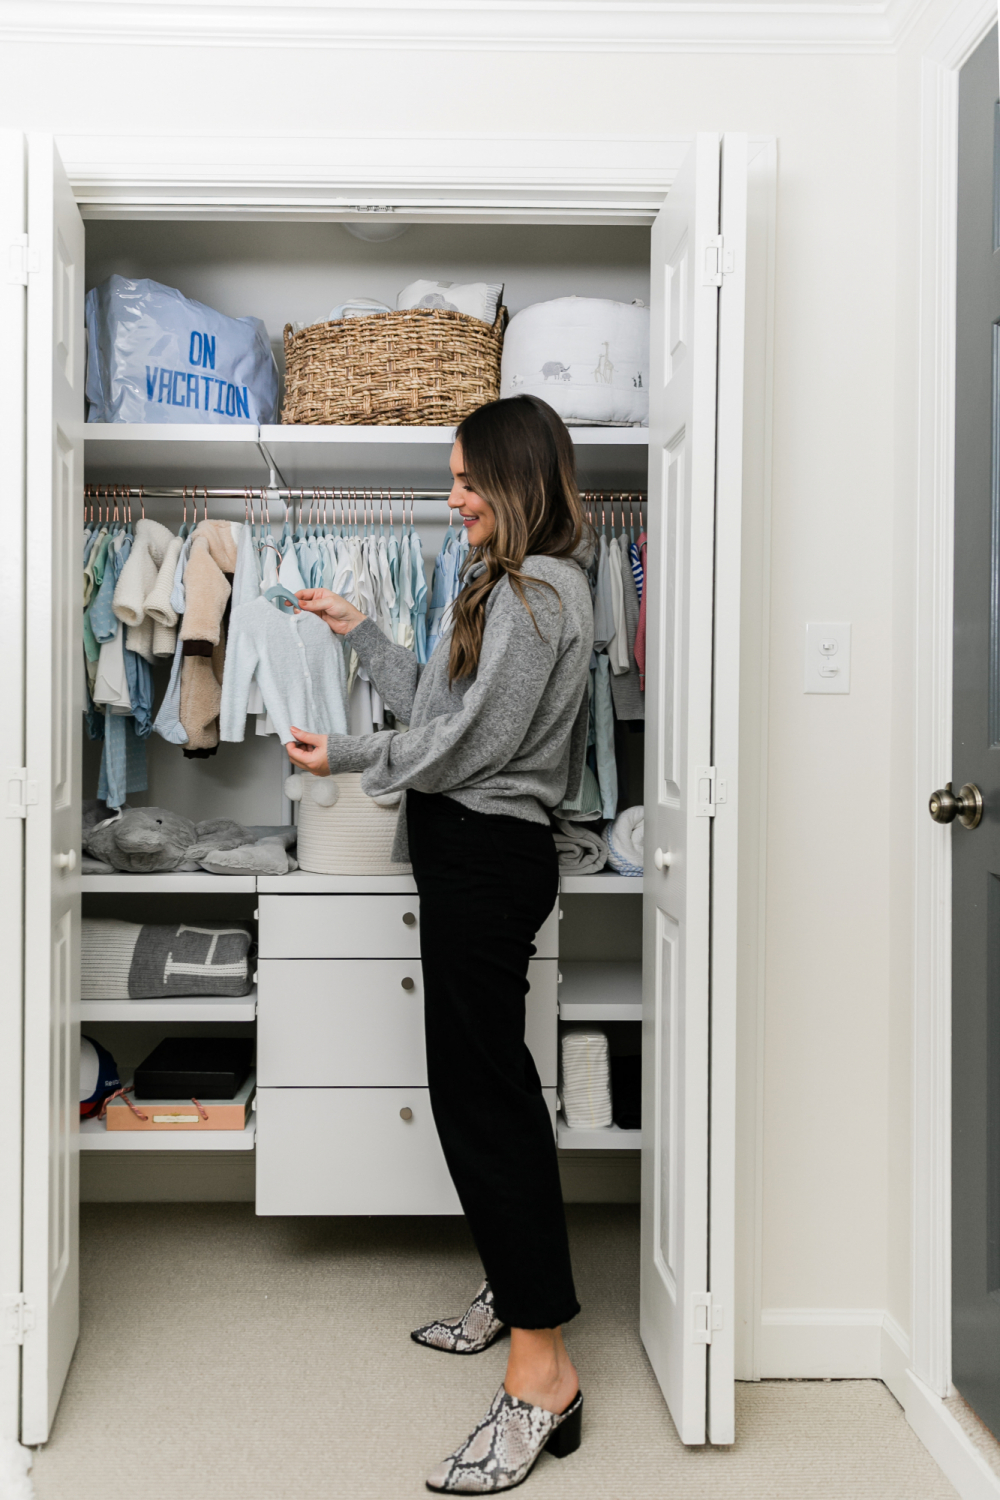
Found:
[805,621,851,694]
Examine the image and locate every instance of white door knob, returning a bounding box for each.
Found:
[653,848,672,871]
[55,849,76,872]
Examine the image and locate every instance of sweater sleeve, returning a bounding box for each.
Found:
[345,616,421,722]
[324,576,561,796]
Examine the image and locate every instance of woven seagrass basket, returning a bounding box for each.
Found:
[295,773,411,875]
[281,306,506,426]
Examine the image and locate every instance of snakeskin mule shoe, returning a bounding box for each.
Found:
[411,1279,507,1355]
[425,1384,583,1493]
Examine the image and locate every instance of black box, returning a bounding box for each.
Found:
[133,1038,254,1100]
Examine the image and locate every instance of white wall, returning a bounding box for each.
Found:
[0,29,906,1370]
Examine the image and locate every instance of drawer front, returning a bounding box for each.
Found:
[256,958,557,1087]
[258,895,422,959]
[255,1086,557,1216]
[258,894,560,961]
[255,1087,461,1215]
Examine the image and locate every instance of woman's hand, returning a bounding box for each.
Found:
[295,589,365,636]
[287,728,330,777]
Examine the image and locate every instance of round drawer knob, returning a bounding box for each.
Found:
[402,911,417,927]
[399,1107,413,1122]
[401,976,416,991]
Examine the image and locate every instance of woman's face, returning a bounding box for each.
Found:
[449,440,496,547]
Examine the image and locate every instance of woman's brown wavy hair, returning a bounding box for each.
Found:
[447,395,586,685]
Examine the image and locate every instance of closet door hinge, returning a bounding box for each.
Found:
[6,234,40,285]
[5,768,38,819]
[695,766,717,818]
[1,1293,35,1346]
[691,1292,724,1345]
[702,235,736,288]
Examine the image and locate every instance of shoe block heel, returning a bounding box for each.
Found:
[545,1397,583,1459]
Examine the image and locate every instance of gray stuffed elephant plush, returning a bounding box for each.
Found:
[82,803,297,876]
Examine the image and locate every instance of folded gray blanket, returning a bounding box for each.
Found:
[553,819,608,875]
[81,920,254,999]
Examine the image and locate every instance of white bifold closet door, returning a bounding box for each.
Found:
[20,134,85,1446]
[641,132,747,1447]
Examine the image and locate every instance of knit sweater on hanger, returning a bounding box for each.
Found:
[325,553,594,862]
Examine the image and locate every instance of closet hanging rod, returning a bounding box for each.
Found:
[83,486,647,501]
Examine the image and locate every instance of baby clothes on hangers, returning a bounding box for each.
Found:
[607,533,630,675]
[395,529,414,649]
[178,519,239,754]
[609,526,644,721]
[143,533,184,657]
[633,529,648,691]
[219,596,349,747]
[90,527,152,807]
[112,517,175,663]
[412,530,429,662]
[277,532,306,594]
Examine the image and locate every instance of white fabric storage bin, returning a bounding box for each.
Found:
[499,296,649,426]
[294,773,412,875]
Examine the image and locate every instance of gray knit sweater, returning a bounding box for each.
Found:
[324,554,594,859]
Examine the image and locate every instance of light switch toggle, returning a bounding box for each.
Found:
[805,622,851,694]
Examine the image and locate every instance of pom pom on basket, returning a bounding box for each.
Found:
[291,772,411,875]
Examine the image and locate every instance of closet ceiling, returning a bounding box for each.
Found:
[0,0,933,53]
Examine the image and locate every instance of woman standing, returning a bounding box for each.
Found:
[287,394,593,1494]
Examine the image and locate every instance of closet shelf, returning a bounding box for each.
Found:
[80,990,257,1023]
[256,871,419,895]
[559,873,642,894]
[82,872,258,894]
[79,1115,256,1151]
[82,871,641,896]
[84,423,273,487]
[84,422,648,489]
[558,962,642,1021]
[556,1122,641,1150]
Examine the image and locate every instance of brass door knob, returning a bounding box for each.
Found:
[928,781,984,829]
[399,1107,413,1121]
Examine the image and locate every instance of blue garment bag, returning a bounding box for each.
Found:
[86,275,278,424]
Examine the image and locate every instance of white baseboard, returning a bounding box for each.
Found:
[902,1372,1000,1500]
[758,1306,1000,1500]
[880,1313,912,1406]
[758,1307,886,1377]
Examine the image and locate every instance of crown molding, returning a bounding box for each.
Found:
[57,130,692,219]
[0,0,932,56]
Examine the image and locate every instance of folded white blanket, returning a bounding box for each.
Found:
[553,819,608,875]
[606,805,643,876]
[560,1029,613,1129]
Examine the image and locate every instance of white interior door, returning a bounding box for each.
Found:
[21,134,84,1445]
[0,129,28,1449]
[641,132,747,1446]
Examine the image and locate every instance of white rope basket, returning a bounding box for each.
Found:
[290,772,411,876]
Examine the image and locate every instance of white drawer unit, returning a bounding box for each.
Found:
[255,1086,559,1217]
[256,958,558,1087]
[258,894,423,959]
[255,1087,462,1215]
[257,894,561,960]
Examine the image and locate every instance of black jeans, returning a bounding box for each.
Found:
[407,790,580,1331]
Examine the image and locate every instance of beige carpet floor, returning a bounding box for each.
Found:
[30,1204,957,1500]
